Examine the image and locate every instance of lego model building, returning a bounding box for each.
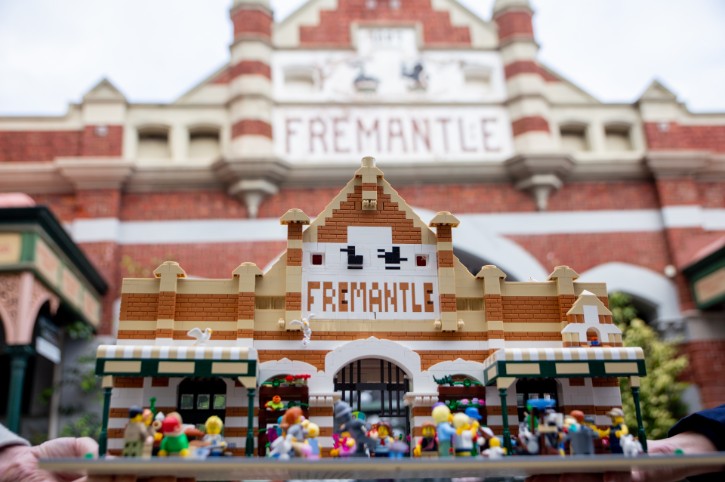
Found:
[95,157,646,457]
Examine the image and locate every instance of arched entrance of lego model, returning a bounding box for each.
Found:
[515,378,561,422]
[334,358,411,442]
[177,378,227,429]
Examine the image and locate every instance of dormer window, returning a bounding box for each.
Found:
[137,126,170,160]
[604,123,633,151]
[559,123,589,152]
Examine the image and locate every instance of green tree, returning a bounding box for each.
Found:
[609,292,689,439]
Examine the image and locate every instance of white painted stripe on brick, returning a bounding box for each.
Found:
[66,208,725,245]
[704,209,725,230]
[661,206,703,228]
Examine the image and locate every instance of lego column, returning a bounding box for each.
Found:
[477,265,507,350]
[226,0,278,218]
[152,261,186,343]
[233,262,262,347]
[429,212,460,332]
[494,0,571,210]
[3,345,34,433]
[280,209,310,329]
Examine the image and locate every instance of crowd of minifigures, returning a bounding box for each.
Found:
[121,396,642,459]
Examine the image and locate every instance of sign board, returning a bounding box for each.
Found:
[302,227,439,320]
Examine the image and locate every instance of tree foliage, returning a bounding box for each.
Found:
[610,292,689,439]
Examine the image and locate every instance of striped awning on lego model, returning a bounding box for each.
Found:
[482,347,645,385]
[95,345,258,386]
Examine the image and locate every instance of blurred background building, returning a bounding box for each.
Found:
[1,0,723,440]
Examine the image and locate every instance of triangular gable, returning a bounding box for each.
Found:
[639,79,678,102]
[539,63,601,104]
[293,157,442,321]
[275,0,497,49]
[83,78,126,102]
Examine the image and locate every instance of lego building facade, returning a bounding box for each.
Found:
[1,0,724,437]
[98,157,646,455]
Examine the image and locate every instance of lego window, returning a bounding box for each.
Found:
[604,123,633,151]
[515,378,560,422]
[197,394,211,410]
[213,394,226,410]
[416,255,428,267]
[189,127,221,160]
[180,394,194,410]
[311,253,324,265]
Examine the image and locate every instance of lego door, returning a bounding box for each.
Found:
[177,378,228,430]
[333,358,411,449]
[515,378,560,422]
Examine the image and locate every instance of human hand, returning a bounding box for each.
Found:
[631,432,720,482]
[0,437,97,482]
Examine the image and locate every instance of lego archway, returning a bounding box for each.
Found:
[579,262,681,323]
[414,207,548,281]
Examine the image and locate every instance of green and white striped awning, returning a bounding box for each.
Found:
[95,345,258,387]
[482,347,646,385]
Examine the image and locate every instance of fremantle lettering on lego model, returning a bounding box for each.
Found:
[307,280,435,316]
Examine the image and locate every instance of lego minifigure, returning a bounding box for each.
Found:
[603,407,629,454]
[158,416,190,457]
[482,437,506,459]
[122,406,151,457]
[303,420,321,459]
[413,422,438,457]
[621,433,643,457]
[369,422,394,457]
[333,401,371,457]
[563,410,598,456]
[201,415,227,457]
[432,403,456,457]
[452,412,476,457]
[330,430,356,457]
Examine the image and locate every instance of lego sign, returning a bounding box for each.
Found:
[302,227,440,320]
[275,106,512,163]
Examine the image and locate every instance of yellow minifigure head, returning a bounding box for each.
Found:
[489,437,501,448]
[432,404,451,424]
[205,415,224,435]
[142,408,154,427]
[452,412,470,431]
[307,422,320,439]
[607,408,624,424]
[421,422,436,438]
[377,423,391,438]
[129,406,143,423]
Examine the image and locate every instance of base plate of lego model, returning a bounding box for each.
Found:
[40,453,725,480]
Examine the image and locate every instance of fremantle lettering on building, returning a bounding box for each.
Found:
[305,280,437,319]
[275,107,513,163]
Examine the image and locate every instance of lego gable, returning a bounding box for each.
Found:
[303,226,439,320]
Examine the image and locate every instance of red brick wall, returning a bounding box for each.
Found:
[508,232,672,274]
[0,131,80,162]
[501,296,559,323]
[494,10,534,42]
[511,116,550,136]
[231,7,272,39]
[645,123,725,153]
[299,0,471,47]
[317,184,423,244]
[80,125,123,156]
[683,340,725,408]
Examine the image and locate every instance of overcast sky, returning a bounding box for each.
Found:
[0,0,723,116]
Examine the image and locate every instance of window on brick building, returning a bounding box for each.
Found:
[284,66,317,93]
[188,127,221,161]
[560,123,589,152]
[604,123,633,151]
[311,253,324,265]
[137,126,171,160]
[463,65,492,93]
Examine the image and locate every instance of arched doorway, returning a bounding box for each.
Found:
[334,358,410,440]
[177,378,227,429]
